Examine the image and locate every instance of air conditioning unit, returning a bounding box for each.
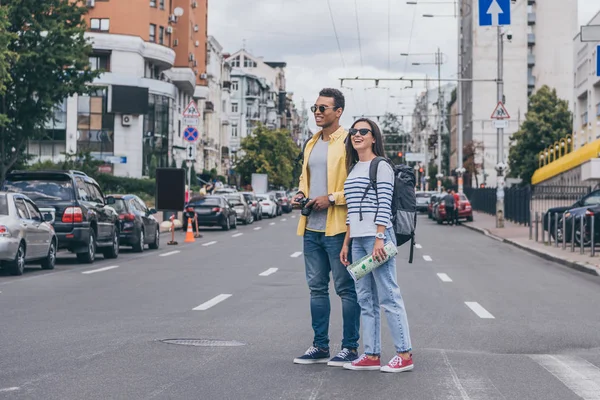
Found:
[188,53,194,61]
[194,25,199,32]
[195,40,200,47]
[192,1,197,8]
[200,73,207,80]
[86,0,95,6]
[166,26,173,34]
[173,39,179,46]
[193,60,197,67]
[121,114,132,126]
[169,15,177,23]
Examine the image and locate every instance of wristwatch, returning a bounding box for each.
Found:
[375,232,385,240]
[328,194,335,205]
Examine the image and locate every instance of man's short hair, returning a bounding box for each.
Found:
[319,88,345,111]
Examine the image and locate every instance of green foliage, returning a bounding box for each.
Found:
[149,155,158,179]
[508,85,572,184]
[235,124,300,189]
[0,0,99,182]
[190,165,197,184]
[380,112,410,165]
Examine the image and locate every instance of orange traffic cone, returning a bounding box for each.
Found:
[185,218,195,243]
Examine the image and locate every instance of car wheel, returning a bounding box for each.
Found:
[248,214,254,224]
[76,229,96,264]
[41,239,56,270]
[149,226,160,250]
[9,242,26,276]
[467,216,473,222]
[232,216,238,229]
[222,216,230,231]
[133,229,145,253]
[103,228,120,259]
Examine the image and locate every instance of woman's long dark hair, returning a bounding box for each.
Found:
[345,118,386,173]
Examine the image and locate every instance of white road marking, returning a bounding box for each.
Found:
[465,302,495,319]
[291,215,296,218]
[281,218,287,221]
[232,233,243,238]
[259,268,278,276]
[0,387,19,393]
[290,251,303,258]
[437,273,453,282]
[160,250,180,257]
[423,255,432,261]
[193,294,232,311]
[415,244,422,249]
[202,241,217,247]
[441,351,470,400]
[530,355,600,400]
[82,266,119,275]
[254,227,262,230]
[269,222,276,226]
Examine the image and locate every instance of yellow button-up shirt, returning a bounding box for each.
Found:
[296,126,349,237]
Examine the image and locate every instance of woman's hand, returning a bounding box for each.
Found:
[372,238,386,263]
[340,244,350,266]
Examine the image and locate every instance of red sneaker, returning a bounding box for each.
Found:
[343,354,381,371]
[381,354,414,373]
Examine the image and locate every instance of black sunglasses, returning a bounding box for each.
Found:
[349,128,372,136]
[311,105,336,113]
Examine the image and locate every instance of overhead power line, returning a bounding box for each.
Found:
[326,0,346,69]
[354,0,364,69]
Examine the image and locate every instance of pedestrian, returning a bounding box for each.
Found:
[339,118,414,373]
[443,189,455,225]
[452,189,460,225]
[292,88,361,367]
[199,184,207,196]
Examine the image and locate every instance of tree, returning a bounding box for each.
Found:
[235,124,300,189]
[0,0,99,182]
[463,140,484,187]
[508,85,572,184]
[380,112,411,165]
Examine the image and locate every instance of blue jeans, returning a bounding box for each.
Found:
[351,228,412,355]
[303,230,361,350]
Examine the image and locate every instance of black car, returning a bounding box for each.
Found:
[106,194,160,252]
[2,170,120,263]
[544,189,600,240]
[182,195,237,231]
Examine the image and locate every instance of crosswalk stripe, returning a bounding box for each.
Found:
[530,355,600,400]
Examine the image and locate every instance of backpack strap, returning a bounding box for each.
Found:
[408,213,417,263]
[358,156,386,222]
[295,138,311,164]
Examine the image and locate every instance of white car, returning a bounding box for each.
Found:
[256,193,277,218]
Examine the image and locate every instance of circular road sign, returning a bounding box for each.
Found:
[183,126,199,142]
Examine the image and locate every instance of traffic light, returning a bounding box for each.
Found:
[397,151,403,157]
[419,167,424,173]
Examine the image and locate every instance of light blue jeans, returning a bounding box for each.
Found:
[351,228,412,355]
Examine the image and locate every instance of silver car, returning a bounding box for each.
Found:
[0,192,58,276]
[224,193,254,225]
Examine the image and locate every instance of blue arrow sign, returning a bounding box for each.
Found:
[597,45,600,77]
[478,0,511,27]
[183,126,199,142]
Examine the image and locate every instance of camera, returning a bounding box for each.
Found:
[298,197,313,217]
[506,30,513,42]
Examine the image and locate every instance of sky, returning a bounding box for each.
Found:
[209,0,598,133]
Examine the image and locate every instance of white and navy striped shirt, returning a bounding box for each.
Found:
[344,159,394,238]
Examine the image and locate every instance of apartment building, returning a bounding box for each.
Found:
[459,0,577,186]
[29,0,211,178]
[573,10,600,149]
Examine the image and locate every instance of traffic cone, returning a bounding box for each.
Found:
[185,218,195,243]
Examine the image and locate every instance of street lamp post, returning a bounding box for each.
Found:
[495,27,508,229]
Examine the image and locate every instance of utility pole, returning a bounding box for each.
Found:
[456,0,466,192]
[495,27,507,228]
[436,48,443,193]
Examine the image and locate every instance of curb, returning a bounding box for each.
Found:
[462,223,600,277]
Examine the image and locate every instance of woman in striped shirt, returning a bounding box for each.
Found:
[340,118,413,373]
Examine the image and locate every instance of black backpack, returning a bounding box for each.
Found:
[351,156,418,263]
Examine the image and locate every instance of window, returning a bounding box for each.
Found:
[77,87,114,155]
[145,62,161,79]
[243,57,257,68]
[86,183,104,204]
[143,94,171,176]
[14,198,29,220]
[89,53,110,72]
[222,100,226,113]
[230,56,240,68]
[90,18,110,32]
[159,0,165,9]
[150,0,156,6]
[596,103,600,117]
[232,81,239,91]
[232,125,238,137]
[231,103,238,113]
[159,26,164,45]
[24,200,42,221]
[149,24,156,42]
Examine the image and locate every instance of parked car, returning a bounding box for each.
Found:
[0,192,58,275]
[106,194,160,252]
[561,206,597,246]
[272,190,292,213]
[183,195,237,231]
[416,191,435,213]
[214,188,237,195]
[544,189,600,241]
[429,194,444,220]
[241,192,263,221]
[435,193,473,224]
[2,170,120,263]
[224,193,254,225]
[256,193,278,218]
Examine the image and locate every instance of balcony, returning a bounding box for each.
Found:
[527,0,535,3]
[528,33,535,45]
[222,81,232,92]
[527,13,536,25]
[204,101,215,113]
[527,53,535,66]
[528,74,536,87]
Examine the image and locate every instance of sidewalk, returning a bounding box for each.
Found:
[462,211,600,276]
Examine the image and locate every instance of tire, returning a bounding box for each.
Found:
[132,228,145,253]
[232,217,238,229]
[77,229,96,264]
[467,216,473,222]
[222,216,231,231]
[103,227,120,259]
[9,242,26,276]
[41,239,56,270]
[149,226,160,250]
[248,214,254,224]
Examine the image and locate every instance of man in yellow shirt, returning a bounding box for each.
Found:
[292,88,360,367]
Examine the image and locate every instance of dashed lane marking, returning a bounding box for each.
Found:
[465,302,495,319]
[202,241,217,247]
[160,250,180,257]
[82,266,119,275]
[423,255,432,261]
[193,294,232,311]
[269,222,276,226]
[281,218,287,222]
[415,244,422,249]
[0,387,19,393]
[437,273,453,282]
[254,227,262,231]
[290,252,303,258]
[259,268,278,276]
[232,233,243,238]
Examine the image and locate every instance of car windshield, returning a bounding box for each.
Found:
[257,195,268,201]
[3,178,74,201]
[225,195,242,203]
[0,195,8,215]
[416,193,431,198]
[190,198,221,206]
[111,198,128,214]
[243,194,254,202]
[583,194,600,206]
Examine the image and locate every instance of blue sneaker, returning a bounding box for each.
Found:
[293,346,330,364]
[327,348,359,367]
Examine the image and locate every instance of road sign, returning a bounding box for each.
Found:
[186,144,197,161]
[405,152,426,162]
[493,119,508,129]
[183,100,200,117]
[597,45,600,77]
[478,0,510,27]
[491,101,510,119]
[183,117,199,126]
[581,25,600,42]
[183,126,199,142]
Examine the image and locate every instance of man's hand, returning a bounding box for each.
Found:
[340,244,350,267]
[306,195,330,211]
[291,193,305,207]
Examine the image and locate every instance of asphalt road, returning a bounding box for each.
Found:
[1,212,600,399]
